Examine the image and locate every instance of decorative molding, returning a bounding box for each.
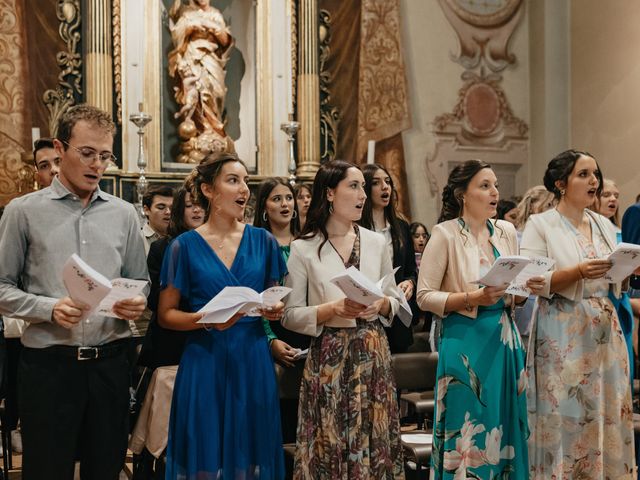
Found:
[113,0,122,124]
[318,9,339,164]
[43,0,82,137]
[438,0,524,73]
[434,70,528,144]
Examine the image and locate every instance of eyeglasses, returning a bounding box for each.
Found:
[61,140,116,168]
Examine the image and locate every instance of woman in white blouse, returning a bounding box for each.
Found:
[282,160,405,479]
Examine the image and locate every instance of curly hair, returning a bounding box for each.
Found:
[438,160,491,223]
[56,104,116,145]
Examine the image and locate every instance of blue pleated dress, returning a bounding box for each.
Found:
[161,226,287,480]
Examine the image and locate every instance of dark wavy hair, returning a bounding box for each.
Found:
[496,199,517,220]
[193,151,247,220]
[167,185,201,238]
[300,160,360,257]
[253,177,300,236]
[438,160,491,223]
[359,163,405,251]
[410,221,429,238]
[543,149,603,200]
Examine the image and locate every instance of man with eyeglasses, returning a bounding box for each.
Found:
[33,137,61,188]
[0,104,149,479]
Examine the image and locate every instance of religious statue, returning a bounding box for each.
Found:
[168,0,234,163]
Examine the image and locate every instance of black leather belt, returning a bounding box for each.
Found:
[41,339,128,361]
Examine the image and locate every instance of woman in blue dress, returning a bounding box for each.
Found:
[416,160,543,479]
[158,153,287,480]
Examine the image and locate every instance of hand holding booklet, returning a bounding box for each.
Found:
[196,286,292,324]
[62,254,147,320]
[330,266,413,327]
[474,255,531,287]
[505,256,555,296]
[604,242,640,283]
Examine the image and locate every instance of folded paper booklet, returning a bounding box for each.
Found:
[473,255,531,287]
[293,348,309,360]
[196,286,292,324]
[505,256,555,296]
[330,266,413,327]
[605,242,640,283]
[62,254,147,320]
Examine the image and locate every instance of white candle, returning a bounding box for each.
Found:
[367,140,376,164]
[31,127,41,147]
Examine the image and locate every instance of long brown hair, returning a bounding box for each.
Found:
[193,152,247,221]
[299,160,360,257]
[253,177,300,235]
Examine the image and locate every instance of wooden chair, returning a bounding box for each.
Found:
[391,352,438,430]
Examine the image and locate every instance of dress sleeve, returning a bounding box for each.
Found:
[264,231,288,287]
[520,216,554,299]
[160,236,191,299]
[415,224,452,318]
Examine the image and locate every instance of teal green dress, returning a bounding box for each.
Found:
[432,228,529,479]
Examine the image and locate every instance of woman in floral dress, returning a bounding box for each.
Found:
[282,160,406,479]
[417,160,539,479]
[521,150,635,478]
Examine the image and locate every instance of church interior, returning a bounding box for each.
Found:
[1,0,640,479]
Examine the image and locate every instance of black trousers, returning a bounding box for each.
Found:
[19,342,131,480]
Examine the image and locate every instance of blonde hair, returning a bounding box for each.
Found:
[514,185,555,231]
[595,178,620,226]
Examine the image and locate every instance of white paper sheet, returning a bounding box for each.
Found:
[196,286,292,324]
[473,255,531,287]
[293,348,309,360]
[330,266,385,306]
[96,278,148,317]
[62,254,147,320]
[401,433,433,444]
[605,242,640,283]
[505,256,555,296]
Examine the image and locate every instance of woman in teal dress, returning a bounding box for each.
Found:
[416,160,540,479]
[159,153,287,479]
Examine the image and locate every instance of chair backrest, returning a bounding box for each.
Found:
[391,352,439,391]
[274,362,305,400]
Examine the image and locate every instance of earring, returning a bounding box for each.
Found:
[262,211,268,222]
[328,202,334,214]
[560,189,566,196]
[292,210,298,219]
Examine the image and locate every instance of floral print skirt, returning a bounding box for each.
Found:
[294,319,404,479]
[432,302,529,479]
[527,295,635,479]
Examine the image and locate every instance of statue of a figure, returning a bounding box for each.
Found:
[168,0,234,163]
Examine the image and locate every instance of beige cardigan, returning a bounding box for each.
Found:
[416,218,518,319]
[520,208,620,300]
[282,226,401,337]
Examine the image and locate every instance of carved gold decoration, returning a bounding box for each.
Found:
[113,0,122,124]
[43,0,82,137]
[0,0,32,204]
[356,0,411,162]
[438,0,524,72]
[318,9,339,164]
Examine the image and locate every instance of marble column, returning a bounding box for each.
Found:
[85,0,113,115]
[296,0,321,179]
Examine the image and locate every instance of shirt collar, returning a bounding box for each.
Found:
[49,176,110,203]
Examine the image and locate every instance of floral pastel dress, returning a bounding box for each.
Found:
[294,226,404,479]
[527,215,635,478]
[431,223,529,479]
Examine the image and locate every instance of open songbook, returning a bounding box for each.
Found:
[605,242,640,283]
[62,254,147,320]
[474,255,555,296]
[196,286,292,324]
[330,266,413,327]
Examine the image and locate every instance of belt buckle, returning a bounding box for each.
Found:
[77,347,99,361]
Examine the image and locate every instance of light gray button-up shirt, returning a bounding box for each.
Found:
[0,177,149,348]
